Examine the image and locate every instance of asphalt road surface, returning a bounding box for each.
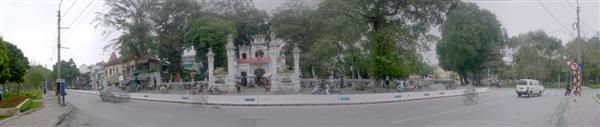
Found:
[64,88,600,127]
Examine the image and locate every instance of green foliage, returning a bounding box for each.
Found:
[206,0,270,46]
[187,17,236,71]
[19,99,32,112]
[437,2,505,85]
[510,30,564,81]
[0,115,9,120]
[51,59,79,86]
[4,89,42,99]
[95,0,158,59]
[3,42,29,84]
[24,65,50,90]
[0,38,30,93]
[0,38,10,85]
[367,29,404,80]
[566,36,600,83]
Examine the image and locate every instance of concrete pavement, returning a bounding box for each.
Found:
[1,93,74,127]
[65,88,600,127]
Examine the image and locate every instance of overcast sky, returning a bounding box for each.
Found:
[0,0,598,69]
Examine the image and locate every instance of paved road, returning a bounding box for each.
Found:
[64,88,600,127]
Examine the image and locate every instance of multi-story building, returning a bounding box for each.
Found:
[89,62,105,90]
[103,52,161,90]
[104,52,126,87]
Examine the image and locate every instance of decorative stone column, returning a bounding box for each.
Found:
[269,42,280,91]
[292,47,301,92]
[207,48,215,87]
[293,47,301,77]
[225,35,237,92]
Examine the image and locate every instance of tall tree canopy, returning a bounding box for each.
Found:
[3,41,29,84]
[186,17,237,73]
[205,0,270,46]
[0,38,11,84]
[24,65,51,89]
[95,0,157,60]
[510,30,563,82]
[437,2,506,86]
[566,36,600,83]
[51,58,80,86]
[325,0,454,80]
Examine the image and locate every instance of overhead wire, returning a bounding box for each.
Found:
[61,0,79,19]
[536,0,570,34]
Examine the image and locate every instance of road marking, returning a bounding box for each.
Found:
[390,96,513,124]
[123,106,132,110]
[158,113,174,118]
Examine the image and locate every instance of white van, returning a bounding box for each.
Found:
[516,79,544,97]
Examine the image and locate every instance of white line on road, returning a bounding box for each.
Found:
[390,96,514,124]
[158,113,174,118]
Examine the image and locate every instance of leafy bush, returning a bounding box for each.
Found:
[0,96,27,108]
[0,115,10,120]
[30,101,42,110]
[3,89,42,99]
[19,99,32,112]
[588,83,600,88]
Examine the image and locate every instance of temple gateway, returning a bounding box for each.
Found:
[207,34,301,93]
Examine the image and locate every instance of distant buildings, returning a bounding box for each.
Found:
[102,52,161,91]
[89,62,105,90]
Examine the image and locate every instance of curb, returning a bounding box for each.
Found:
[593,93,600,104]
[0,99,45,125]
[54,103,74,127]
[70,89,490,106]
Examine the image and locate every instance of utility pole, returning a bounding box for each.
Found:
[57,0,68,105]
[576,0,581,64]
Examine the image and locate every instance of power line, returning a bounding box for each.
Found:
[61,0,78,19]
[581,22,599,32]
[564,0,577,10]
[64,1,98,40]
[536,0,570,34]
[64,0,95,31]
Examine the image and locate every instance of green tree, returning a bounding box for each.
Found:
[367,28,404,80]
[566,36,600,84]
[51,59,80,87]
[24,65,51,90]
[150,0,202,81]
[0,38,11,93]
[186,17,237,74]
[437,2,506,86]
[3,42,29,84]
[321,0,455,81]
[0,41,30,93]
[95,0,157,60]
[510,30,563,82]
[206,0,270,47]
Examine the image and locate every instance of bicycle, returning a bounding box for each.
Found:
[463,87,479,105]
[208,85,223,95]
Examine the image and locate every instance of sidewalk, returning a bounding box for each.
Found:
[0,93,74,127]
[565,91,600,127]
[134,86,465,95]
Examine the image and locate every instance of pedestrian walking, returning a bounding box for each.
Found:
[565,84,571,96]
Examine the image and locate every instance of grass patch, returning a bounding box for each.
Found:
[0,115,10,121]
[19,99,32,112]
[588,84,600,88]
[0,96,27,108]
[30,101,42,109]
[4,89,43,100]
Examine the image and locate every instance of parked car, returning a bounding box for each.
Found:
[516,79,544,97]
[100,86,130,102]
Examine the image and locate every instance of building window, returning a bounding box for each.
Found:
[255,50,264,58]
[242,53,247,59]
